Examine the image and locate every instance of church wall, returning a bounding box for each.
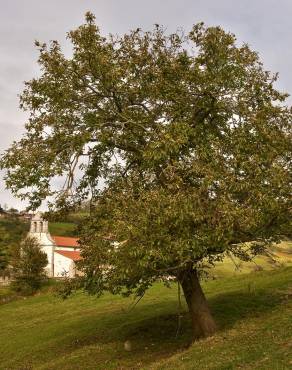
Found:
[28,232,55,277]
[55,246,77,252]
[28,212,79,278]
[41,245,54,277]
[54,253,75,278]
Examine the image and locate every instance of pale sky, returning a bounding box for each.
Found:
[1,0,292,210]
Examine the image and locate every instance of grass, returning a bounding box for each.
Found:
[1,215,291,368]
[48,222,77,237]
[48,210,87,237]
[212,240,292,277]
[0,266,291,369]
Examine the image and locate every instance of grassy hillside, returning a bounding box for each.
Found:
[48,211,86,237]
[0,267,291,369]
[48,221,77,237]
[0,216,77,240]
[212,240,292,277]
[0,216,29,244]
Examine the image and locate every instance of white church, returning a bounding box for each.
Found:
[28,212,81,278]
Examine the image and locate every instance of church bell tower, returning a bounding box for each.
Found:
[28,211,54,277]
[29,211,49,234]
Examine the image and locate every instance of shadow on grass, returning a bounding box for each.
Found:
[49,285,286,369]
[209,289,282,330]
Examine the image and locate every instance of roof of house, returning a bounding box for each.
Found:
[52,236,79,248]
[55,250,82,261]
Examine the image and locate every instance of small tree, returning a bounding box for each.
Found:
[0,14,291,339]
[10,237,48,294]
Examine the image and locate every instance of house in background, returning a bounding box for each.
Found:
[29,212,81,278]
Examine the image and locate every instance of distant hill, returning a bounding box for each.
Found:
[0,216,29,248]
[47,210,87,237]
[48,221,77,237]
[0,216,78,248]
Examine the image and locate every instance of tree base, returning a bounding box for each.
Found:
[179,269,217,340]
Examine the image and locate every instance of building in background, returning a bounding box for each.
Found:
[28,212,81,278]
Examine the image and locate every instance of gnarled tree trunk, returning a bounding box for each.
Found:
[179,269,216,340]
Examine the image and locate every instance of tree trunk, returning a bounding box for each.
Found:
[179,269,216,340]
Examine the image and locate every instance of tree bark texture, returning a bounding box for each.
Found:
[179,269,217,340]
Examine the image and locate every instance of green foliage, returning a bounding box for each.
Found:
[0,217,29,244]
[10,236,48,295]
[0,228,9,273]
[0,14,291,301]
[0,217,28,275]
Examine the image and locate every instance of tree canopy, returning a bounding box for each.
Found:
[1,13,291,338]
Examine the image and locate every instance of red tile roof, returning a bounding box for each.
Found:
[55,250,82,261]
[52,236,79,248]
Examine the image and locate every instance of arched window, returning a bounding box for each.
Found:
[33,221,37,233]
[40,221,43,233]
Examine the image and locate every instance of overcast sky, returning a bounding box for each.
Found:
[1,0,292,210]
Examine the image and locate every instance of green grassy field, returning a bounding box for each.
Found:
[48,221,77,237]
[1,217,291,369]
[0,266,291,370]
[212,240,292,277]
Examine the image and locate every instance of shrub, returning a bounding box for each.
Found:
[10,236,48,295]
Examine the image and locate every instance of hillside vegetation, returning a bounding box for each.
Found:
[0,216,78,244]
[0,266,291,369]
[213,240,292,277]
[0,216,29,246]
[0,217,29,272]
[48,221,77,237]
[48,210,87,237]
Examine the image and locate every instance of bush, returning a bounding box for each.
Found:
[10,236,48,295]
